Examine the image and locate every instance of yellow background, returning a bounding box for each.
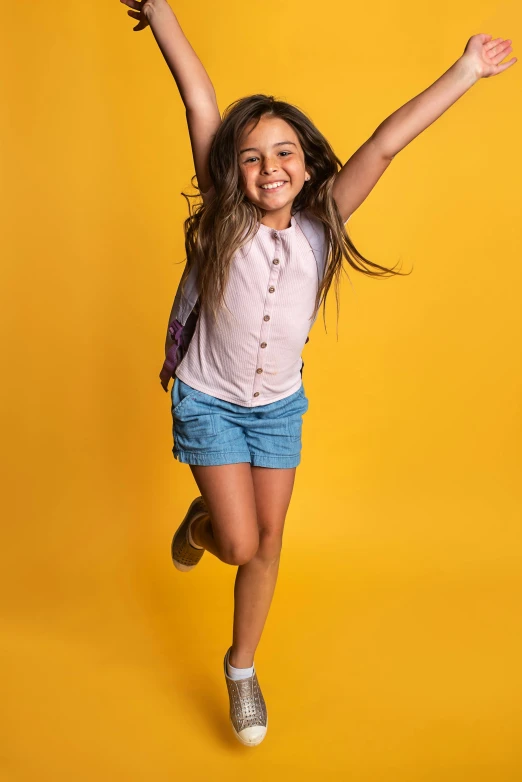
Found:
[2,0,521,779]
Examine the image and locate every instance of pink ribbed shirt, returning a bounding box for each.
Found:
[175,208,321,408]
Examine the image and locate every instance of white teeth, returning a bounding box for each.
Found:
[261,181,286,190]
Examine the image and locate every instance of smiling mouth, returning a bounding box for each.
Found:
[259,181,288,192]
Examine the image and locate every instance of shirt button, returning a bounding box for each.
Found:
[253,391,260,397]
[268,286,275,293]
[260,342,267,348]
[256,368,263,374]
[263,315,270,321]
[273,258,280,265]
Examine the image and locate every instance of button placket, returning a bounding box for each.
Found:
[253,233,282,399]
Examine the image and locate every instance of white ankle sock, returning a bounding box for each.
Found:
[188,515,204,549]
[227,656,254,680]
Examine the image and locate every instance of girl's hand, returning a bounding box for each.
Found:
[462,33,517,79]
[119,0,166,32]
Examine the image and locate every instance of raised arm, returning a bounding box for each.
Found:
[121,0,221,193]
[332,34,516,223]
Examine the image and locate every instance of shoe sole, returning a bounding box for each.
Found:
[171,497,207,572]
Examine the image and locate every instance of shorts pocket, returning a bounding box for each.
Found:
[174,405,217,441]
[172,380,217,442]
[172,377,204,417]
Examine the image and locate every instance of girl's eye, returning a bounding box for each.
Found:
[243,151,291,163]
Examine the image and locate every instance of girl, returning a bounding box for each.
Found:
[119,0,515,747]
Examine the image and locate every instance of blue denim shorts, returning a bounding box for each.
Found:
[171,377,309,468]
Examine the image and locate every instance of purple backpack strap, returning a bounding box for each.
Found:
[159,307,199,392]
[159,263,200,392]
[159,319,184,392]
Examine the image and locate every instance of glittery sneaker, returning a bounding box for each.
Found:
[224,647,268,747]
[171,496,208,572]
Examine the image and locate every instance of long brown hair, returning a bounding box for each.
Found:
[180,94,409,331]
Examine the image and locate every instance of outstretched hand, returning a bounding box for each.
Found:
[462,34,517,78]
[119,0,160,32]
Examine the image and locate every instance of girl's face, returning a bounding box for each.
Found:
[237,115,309,213]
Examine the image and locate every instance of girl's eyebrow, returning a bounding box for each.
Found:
[239,141,297,154]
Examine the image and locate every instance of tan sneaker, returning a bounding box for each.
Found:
[171,496,208,572]
[223,647,268,747]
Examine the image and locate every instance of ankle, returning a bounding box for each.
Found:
[229,648,255,669]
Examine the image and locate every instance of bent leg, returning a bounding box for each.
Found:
[188,463,259,565]
[230,465,297,668]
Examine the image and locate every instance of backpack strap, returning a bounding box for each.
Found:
[170,263,200,326]
[293,210,329,281]
[159,264,200,392]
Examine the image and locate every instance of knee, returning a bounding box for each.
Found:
[256,530,283,564]
[220,537,260,566]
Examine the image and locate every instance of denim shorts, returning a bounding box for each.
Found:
[171,377,309,468]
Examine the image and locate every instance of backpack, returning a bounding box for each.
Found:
[159,210,330,392]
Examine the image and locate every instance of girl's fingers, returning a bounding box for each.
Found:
[490,43,513,62]
[127,9,141,19]
[120,0,142,9]
[484,37,504,52]
[493,46,513,63]
[494,58,517,74]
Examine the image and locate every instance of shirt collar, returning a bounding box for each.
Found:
[257,213,297,236]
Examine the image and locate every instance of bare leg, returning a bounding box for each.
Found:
[230,466,296,668]
[187,462,297,669]
[188,463,259,565]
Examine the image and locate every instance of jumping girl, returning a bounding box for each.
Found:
[119,0,516,747]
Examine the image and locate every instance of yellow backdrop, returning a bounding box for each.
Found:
[2,0,521,779]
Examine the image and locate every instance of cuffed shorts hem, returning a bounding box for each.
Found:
[173,448,301,468]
